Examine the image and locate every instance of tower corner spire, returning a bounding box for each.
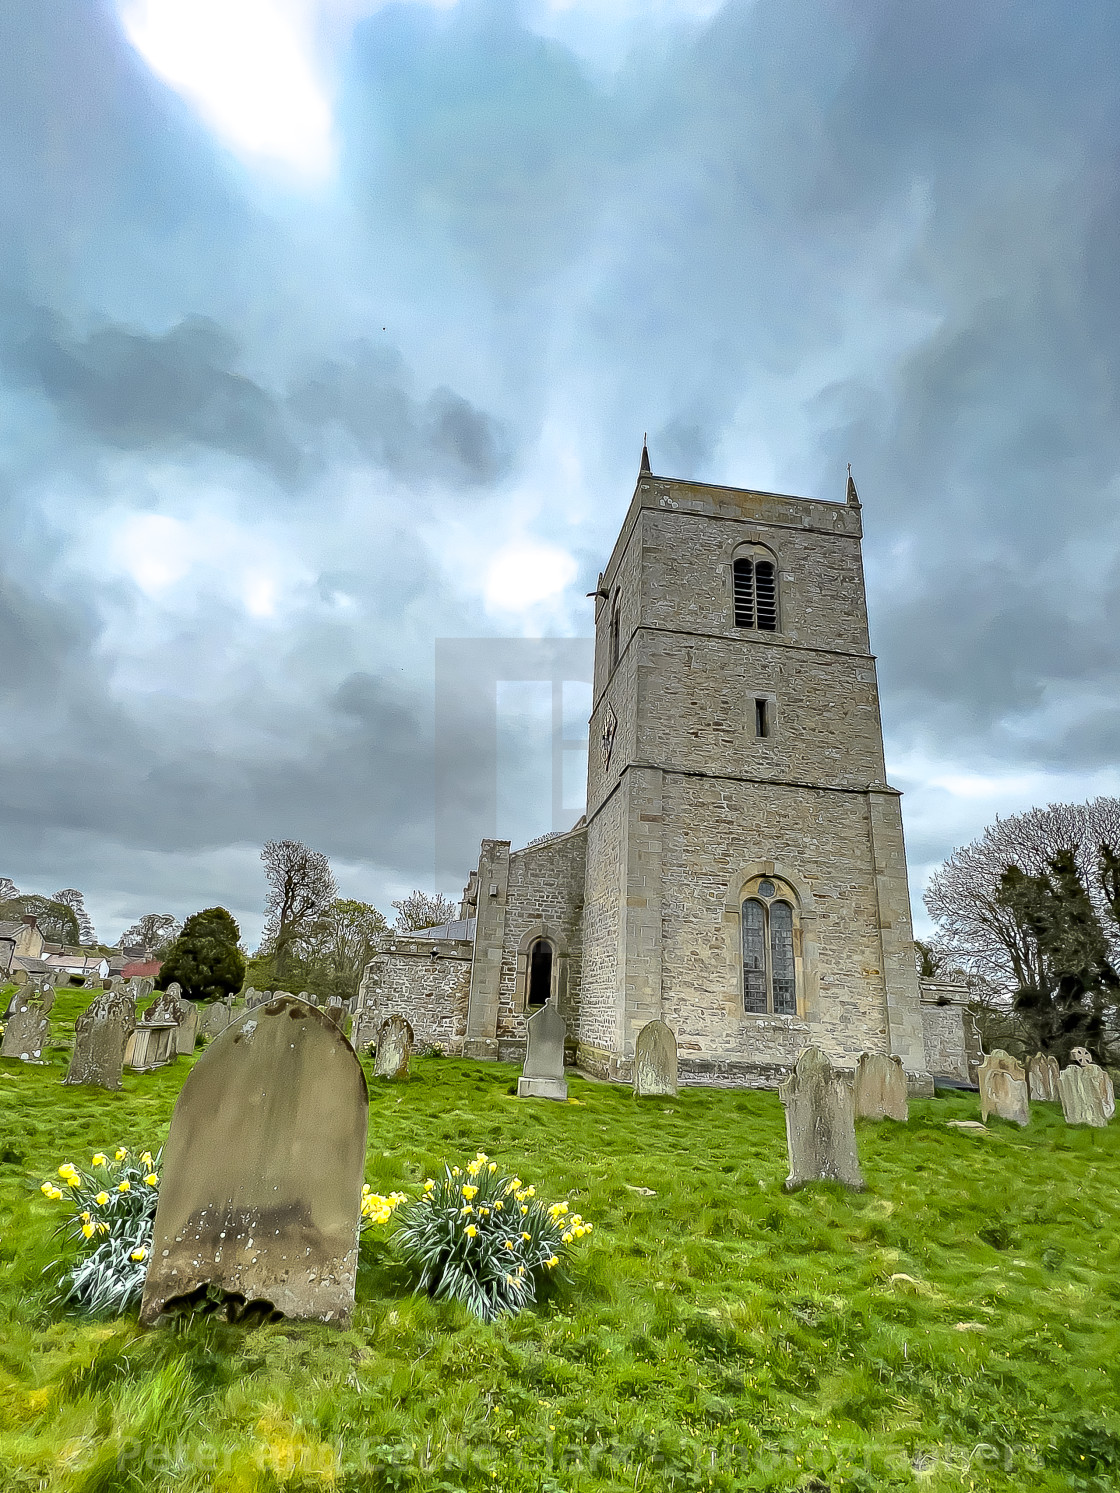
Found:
[846,463,861,508]
[640,433,652,476]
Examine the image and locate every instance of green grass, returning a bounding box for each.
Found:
[1,988,1120,1491]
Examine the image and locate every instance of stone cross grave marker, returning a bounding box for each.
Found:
[1059,1048,1115,1127]
[517,1000,568,1101]
[1027,1052,1060,1103]
[140,995,369,1327]
[65,986,136,1090]
[373,1014,413,1080]
[779,1047,864,1190]
[0,981,55,1064]
[978,1050,1030,1126]
[633,1019,678,1097]
[853,1051,909,1121]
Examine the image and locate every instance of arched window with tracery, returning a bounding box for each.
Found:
[732,548,779,632]
[740,877,798,1014]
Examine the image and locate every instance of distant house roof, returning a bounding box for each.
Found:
[0,921,25,940]
[11,956,53,976]
[45,953,106,973]
[408,918,477,941]
[121,959,161,978]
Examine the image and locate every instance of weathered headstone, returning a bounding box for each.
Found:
[1059,1048,1115,1127]
[199,999,234,1040]
[1027,1052,1060,1103]
[139,995,369,1327]
[978,1050,1030,1126]
[779,1047,864,1191]
[0,983,54,1063]
[372,1014,413,1080]
[325,998,349,1033]
[633,1019,678,1097]
[853,1052,909,1122]
[517,1001,568,1101]
[65,987,136,1090]
[146,984,197,1055]
[123,1012,178,1072]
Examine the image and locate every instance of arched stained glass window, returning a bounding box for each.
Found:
[740,885,798,1015]
[769,902,796,1014]
[741,900,767,1013]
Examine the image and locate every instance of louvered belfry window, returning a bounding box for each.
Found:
[732,556,778,631]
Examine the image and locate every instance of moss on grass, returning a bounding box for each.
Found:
[1,989,1119,1490]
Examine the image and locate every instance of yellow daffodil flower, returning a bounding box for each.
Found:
[118,1181,130,1193]
[91,1153,107,1167]
[451,1167,461,1177]
[58,1164,78,1179]
[521,1232,531,1241]
[520,1205,528,1215]
[80,1211,91,1223]
[130,1248,147,1262]
[461,1205,474,1216]
[494,1200,503,1211]
[145,1173,159,1186]
[562,1232,573,1244]
[488,1162,497,1173]
[423,1178,435,1191]
[140,1152,153,1166]
[39,1182,54,1196]
[461,1184,478,1200]
[464,1224,478,1238]
[81,1224,94,1239]
[503,1239,514,1251]
[95,1192,109,1206]
[115,1149,127,1161]
[546,1255,558,1268]
[98,1223,108,1235]
[479,1207,490,1217]
[66,1176,81,1188]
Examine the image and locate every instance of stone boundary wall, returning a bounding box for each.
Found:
[354,938,473,1053]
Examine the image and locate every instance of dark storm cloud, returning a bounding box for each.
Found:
[5,0,1120,932]
[289,344,511,486]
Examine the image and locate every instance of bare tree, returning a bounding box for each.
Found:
[260,839,338,975]
[924,797,1120,993]
[118,912,182,957]
[53,889,96,945]
[0,878,18,902]
[391,890,458,932]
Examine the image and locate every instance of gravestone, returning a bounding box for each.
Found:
[0,983,55,1063]
[1027,1052,1060,1103]
[242,987,259,1007]
[298,991,319,1007]
[853,1052,909,1121]
[1059,1048,1115,1127]
[633,1019,678,1097]
[372,1014,413,1080]
[199,1000,234,1041]
[325,998,349,1033]
[139,995,369,1327]
[146,985,196,1055]
[517,1001,568,1101]
[778,1047,864,1191]
[65,987,136,1090]
[978,1050,1030,1126]
[175,1000,200,1056]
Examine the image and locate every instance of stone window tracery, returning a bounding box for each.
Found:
[740,879,798,1015]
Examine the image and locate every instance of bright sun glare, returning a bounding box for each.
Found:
[118,0,334,176]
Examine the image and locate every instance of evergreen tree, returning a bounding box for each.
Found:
[997,850,1119,1062]
[158,907,245,1002]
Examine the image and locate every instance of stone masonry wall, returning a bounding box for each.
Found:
[354,938,473,1053]
[492,826,587,1061]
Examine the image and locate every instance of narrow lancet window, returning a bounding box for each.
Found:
[732,552,779,631]
[733,559,755,628]
[528,940,553,1008]
[740,884,798,1015]
[769,902,796,1014]
[741,900,767,1013]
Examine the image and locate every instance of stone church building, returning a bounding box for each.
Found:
[355,454,973,1091]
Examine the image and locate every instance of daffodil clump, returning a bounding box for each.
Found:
[38,1147,162,1314]
[360,1185,407,1227]
[386,1152,592,1322]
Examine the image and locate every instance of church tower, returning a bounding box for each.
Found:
[577,456,931,1091]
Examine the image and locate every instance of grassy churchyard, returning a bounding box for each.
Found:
[1,991,1119,1491]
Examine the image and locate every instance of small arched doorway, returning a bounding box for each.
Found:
[527,939,554,1009]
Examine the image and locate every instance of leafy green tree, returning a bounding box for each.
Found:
[0,895,80,947]
[158,907,245,1003]
[997,850,1119,1062]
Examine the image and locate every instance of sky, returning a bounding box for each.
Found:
[3,0,1120,947]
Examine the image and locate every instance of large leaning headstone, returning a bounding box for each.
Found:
[372,1014,412,1080]
[978,1050,1030,1126]
[853,1052,909,1122]
[140,995,369,1326]
[1028,1052,1060,1103]
[779,1047,864,1191]
[1059,1048,1115,1127]
[65,986,136,1090]
[517,1001,568,1101]
[0,982,55,1064]
[633,1019,678,1098]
